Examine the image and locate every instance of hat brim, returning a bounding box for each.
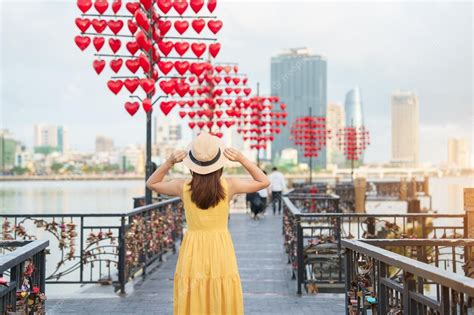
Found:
[182,137,228,175]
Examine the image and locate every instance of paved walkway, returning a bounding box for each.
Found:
[47,209,344,314]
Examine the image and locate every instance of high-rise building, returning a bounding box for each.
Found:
[391,91,419,167]
[448,138,470,169]
[271,47,327,167]
[154,116,185,163]
[326,102,345,167]
[0,129,17,173]
[95,135,114,153]
[344,88,366,164]
[33,124,69,154]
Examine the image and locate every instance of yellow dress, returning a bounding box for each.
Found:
[174,177,244,315]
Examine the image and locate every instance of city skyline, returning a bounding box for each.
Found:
[1,2,472,166]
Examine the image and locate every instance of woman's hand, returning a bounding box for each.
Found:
[167,150,187,165]
[224,148,245,163]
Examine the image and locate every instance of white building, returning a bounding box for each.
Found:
[448,138,471,169]
[95,135,114,153]
[33,124,69,153]
[391,91,419,167]
[326,102,345,167]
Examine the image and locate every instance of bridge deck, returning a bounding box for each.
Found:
[47,209,344,314]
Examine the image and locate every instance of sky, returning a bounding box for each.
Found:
[0,0,472,165]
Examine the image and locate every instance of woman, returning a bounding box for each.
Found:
[146,132,270,315]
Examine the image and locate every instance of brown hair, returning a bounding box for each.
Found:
[189,168,225,209]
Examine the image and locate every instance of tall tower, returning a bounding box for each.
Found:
[270,47,327,168]
[326,102,345,167]
[344,87,365,163]
[391,91,420,167]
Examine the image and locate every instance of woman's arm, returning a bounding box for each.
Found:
[224,148,270,199]
[146,150,187,197]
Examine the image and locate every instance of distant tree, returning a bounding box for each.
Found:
[11,166,30,175]
[126,165,135,172]
[51,163,64,173]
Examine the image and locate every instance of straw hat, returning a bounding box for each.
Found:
[182,132,228,174]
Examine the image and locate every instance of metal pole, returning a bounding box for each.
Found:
[256,82,260,167]
[309,106,312,185]
[145,6,154,205]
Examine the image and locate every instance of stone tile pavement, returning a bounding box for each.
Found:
[47,208,345,314]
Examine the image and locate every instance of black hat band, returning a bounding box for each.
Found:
[189,148,221,166]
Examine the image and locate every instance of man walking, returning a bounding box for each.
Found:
[269,167,286,215]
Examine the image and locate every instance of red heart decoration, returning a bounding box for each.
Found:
[174,20,189,35]
[243,88,251,96]
[175,83,190,97]
[243,78,248,85]
[158,20,172,36]
[157,0,172,13]
[94,0,109,14]
[108,38,121,53]
[152,68,159,80]
[224,76,231,84]
[75,18,91,32]
[216,121,224,128]
[111,0,121,13]
[159,80,175,94]
[160,101,176,115]
[188,111,196,118]
[124,78,140,93]
[135,31,151,51]
[223,65,231,73]
[191,43,206,58]
[93,36,105,51]
[107,79,123,94]
[91,19,107,33]
[93,59,105,74]
[280,103,286,110]
[214,65,223,73]
[191,19,205,33]
[109,58,123,73]
[107,19,123,35]
[77,0,93,13]
[139,0,153,10]
[214,76,222,84]
[126,2,140,13]
[190,0,204,13]
[190,63,205,76]
[207,0,216,13]
[127,20,138,34]
[197,122,205,129]
[232,77,240,85]
[125,58,140,73]
[209,43,220,58]
[174,61,190,75]
[173,41,189,56]
[134,9,150,31]
[158,61,174,75]
[140,78,155,94]
[158,41,174,56]
[173,0,188,15]
[179,111,187,118]
[234,65,239,73]
[75,36,91,50]
[126,41,139,55]
[203,109,213,118]
[152,46,161,63]
[142,98,153,113]
[188,76,196,83]
[125,101,140,116]
[138,53,150,72]
[188,122,196,129]
[206,121,213,129]
[207,20,222,34]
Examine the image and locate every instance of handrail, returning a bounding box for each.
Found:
[342,239,474,296]
[362,238,474,247]
[0,240,49,273]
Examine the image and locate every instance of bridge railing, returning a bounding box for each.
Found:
[0,197,184,294]
[282,194,467,294]
[0,240,49,313]
[343,239,474,314]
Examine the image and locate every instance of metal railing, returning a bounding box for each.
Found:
[0,197,184,294]
[282,194,467,294]
[0,240,49,314]
[343,239,474,314]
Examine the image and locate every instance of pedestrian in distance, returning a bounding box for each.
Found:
[269,166,287,215]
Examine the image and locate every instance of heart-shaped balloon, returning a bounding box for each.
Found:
[94,0,109,14]
[206,121,213,129]
[77,0,93,13]
[91,19,107,33]
[111,0,121,13]
[179,111,187,118]
[173,0,188,15]
[157,0,172,13]
[125,101,140,116]
[191,19,205,33]
[108,38,121,53]
[158,61,174,75]
[142,98,153,113]
[207,20,222,34]
[174,61,190,75]
[138,53,150,72]
[158,41,174,56]
[190,63,205,76]
[126,41,139,55]
[93,36,105,51]
[209,43,220,58]
[160,101,176,115]
[173,41,189,56]
[243,88,251,96]
[188,122,196,129]
[175,83,190,97]
[158,20,172,36]
[174,20,189,35]
[135,31,151,51]
[109,58,123,73]
[232,77,240,85]
[140,78,155,94]
[207,0,216,13]
[159,80,175,94]
[188,111,196,118]
[197,121,205,129]
[124,78,140,93]
[107,19,123,35]
[216,121,224,128]
[75,36,91,51]
[93,59,105,74]
[139,0,153,10]
[190,0,204,13]
[214,76,222,84]
[107,79,123,94]
[191,43,206,58]
[126,2,140,14]
[75,18,91,32]
[214,65,223,73]
[134,9,150,31]
[127,20,138,34]
[125,58,140,73]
